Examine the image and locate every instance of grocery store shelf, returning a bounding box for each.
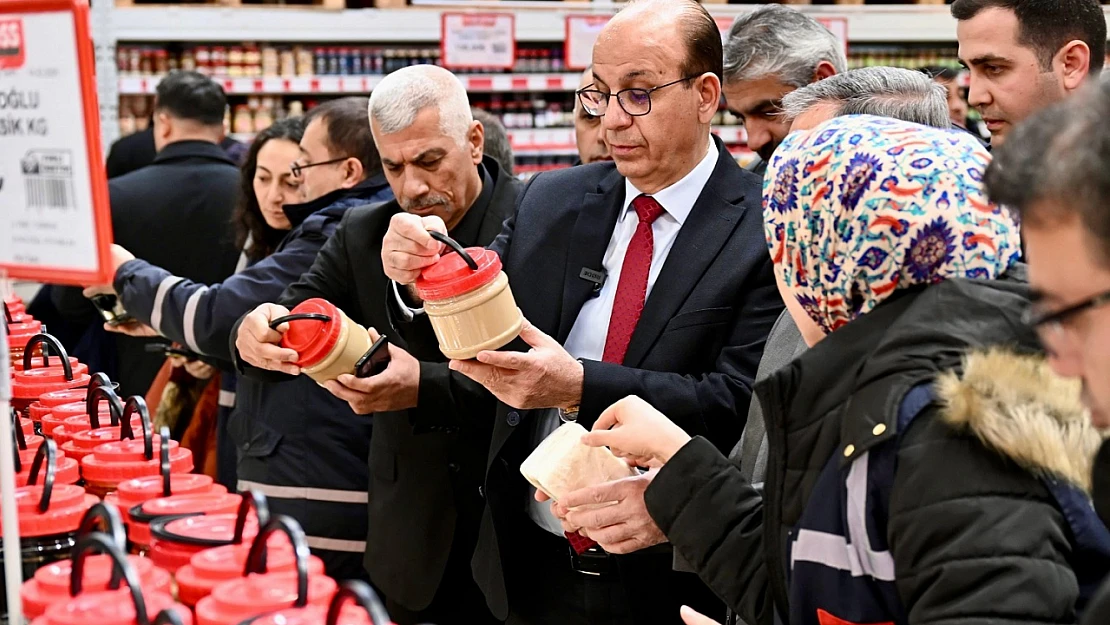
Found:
[118,72,584,95]
[110,4,983,43]
[506,126,747,152]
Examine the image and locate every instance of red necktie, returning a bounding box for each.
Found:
[566,194,665,555]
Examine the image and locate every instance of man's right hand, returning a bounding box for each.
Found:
[236,303,301,376]
[381,212,448,285]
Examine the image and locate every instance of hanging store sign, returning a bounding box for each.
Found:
[440,12,515,71]
[0,0,112,286]
[564,14,610,71]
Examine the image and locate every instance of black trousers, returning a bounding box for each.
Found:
[504,521,724,625]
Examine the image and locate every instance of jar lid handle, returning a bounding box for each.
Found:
[429,231,478,271]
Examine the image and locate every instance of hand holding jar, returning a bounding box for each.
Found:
[235,303,301,376]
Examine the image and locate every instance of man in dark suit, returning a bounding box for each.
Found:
[54,71,241,396]
[233,65,516,625]
[380,2,783,623]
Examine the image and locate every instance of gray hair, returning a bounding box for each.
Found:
[724,5,848,87]
[780,67,950,129]
[368,65,473,145]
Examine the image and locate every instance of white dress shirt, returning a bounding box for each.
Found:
[528,139,719,534]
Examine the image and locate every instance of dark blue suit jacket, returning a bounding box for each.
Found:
[412,136,784,619]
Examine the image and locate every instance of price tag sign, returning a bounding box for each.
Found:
[564,14,610,71]
[0,0,111,286]
[815,17,850,61]
[440,13,515,71]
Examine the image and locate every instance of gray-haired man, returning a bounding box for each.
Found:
[722,5,846,172]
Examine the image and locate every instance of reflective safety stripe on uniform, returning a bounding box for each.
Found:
[237,480,369,504]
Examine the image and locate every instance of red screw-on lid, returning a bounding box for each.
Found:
[64,417,146,450]
[116,474,220,510]
[0,484,97,537]
[12,365,92,400]
[246,605,378,625]
[176,540,325,608]
[81,441,193,485]
[7,318,43,339]
[21,555,174,620]
[278,299,344,369]
[195,572,338,625]
[136,493,242,521]
[415,247,503,301]
[39,387,95,407]
[149,513,261,573]
[15,456,80,487]
[35,589,192,625]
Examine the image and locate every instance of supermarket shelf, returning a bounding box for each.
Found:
[506,126,747,152]
[118,72,584,95]
[111,4,974,43]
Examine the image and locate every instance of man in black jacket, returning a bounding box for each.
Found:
[54,71,241,396]
[985,79,1110,625]
[380,2,782,623]
[234,65,516,625]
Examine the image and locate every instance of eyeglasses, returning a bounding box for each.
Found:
[290,156,349,178]
[576,76,698,118]
[1023,288,1110,344]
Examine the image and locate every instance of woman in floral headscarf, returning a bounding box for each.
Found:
[562,116,1110,625]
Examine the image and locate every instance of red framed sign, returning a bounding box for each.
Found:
[0,0,113,286]
[440,12,515,71]
[564,14,610,71]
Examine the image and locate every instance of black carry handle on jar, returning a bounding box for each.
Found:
[429,230,478,271]
[26,438,59,513]
[76,503,128,590]
[2,300,12,326]
[85,384,125,430]
[118,396,155,463]
[85,371,119,398]
[326,580,392,625]
[232,489,271,546]
[69,532,186,625]
[243,515,311,609]
[268,312,331,332]
[21,333,72,378]
[11,409,24,474]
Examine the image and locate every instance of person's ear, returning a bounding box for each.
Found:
[468,120,484,165]
[812,60,838,82]
[342,157,364,188]
[695,73,722,125]
[156,112,172,140]
[1057,40,1092,91]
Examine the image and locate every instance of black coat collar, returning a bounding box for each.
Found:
[281,173,390,228]
[153,140,238,167]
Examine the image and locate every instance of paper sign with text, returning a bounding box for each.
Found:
[564,14,610,71]
[0,0,111,286]
[815,17,850,61]
[440,13,515,70]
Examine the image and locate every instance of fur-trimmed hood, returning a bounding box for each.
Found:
[938,349,1106,494]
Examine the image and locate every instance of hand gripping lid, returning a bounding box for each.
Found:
[414,232,502,302]
[275,299,344,369]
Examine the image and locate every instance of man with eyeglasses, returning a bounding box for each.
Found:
[379,1,781,623]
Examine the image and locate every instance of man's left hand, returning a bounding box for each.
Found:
[322,329,422,415]
[449,319,583,410]
[552,471,667,555]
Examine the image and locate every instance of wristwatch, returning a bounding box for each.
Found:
[558,405,579,423]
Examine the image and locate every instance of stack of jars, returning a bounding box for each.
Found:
[11,335,92,421]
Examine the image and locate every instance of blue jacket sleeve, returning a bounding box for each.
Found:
[114,222,335,363]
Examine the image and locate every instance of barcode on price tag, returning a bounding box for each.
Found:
[21,149,76,210]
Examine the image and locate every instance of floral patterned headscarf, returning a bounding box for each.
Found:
[763,115,1021,334]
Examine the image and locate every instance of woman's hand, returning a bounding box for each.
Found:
[580,396,692,468]
[680,606,722,625]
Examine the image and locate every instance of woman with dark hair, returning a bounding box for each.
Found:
[234,118,307,262]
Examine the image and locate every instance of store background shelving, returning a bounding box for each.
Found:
[100,3,1110,177]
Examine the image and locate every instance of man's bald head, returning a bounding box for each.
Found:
[601,0,723,82]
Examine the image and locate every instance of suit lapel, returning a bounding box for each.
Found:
[554,169,625,343]
[622,143,750,368]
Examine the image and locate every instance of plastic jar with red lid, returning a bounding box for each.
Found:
[413,232,522,360]
[194,516,338,625]
[28,373,119,430]
[128,492,240,555]
[81,401,193,498]
[0,439,98,620]
[149,490,269,574]
[11,430,81,487]
[29,532,192,625]
[8,319,44,368]
[22,504,173,620]
[274,299,372,385]
[12,335,92,418]
[244,580,393,625]
[47,384,125,446]
[104,472,225,552]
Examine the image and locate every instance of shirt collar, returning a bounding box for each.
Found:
[621,138,718,225]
